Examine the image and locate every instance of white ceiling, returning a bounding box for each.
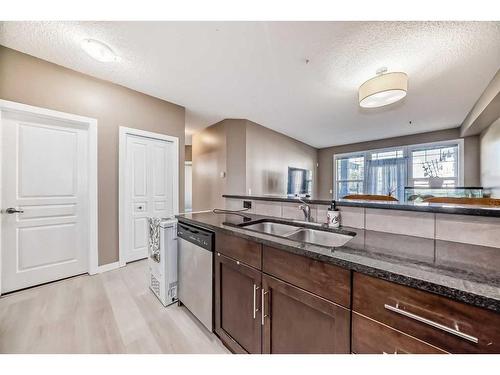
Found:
[1,21,499,148]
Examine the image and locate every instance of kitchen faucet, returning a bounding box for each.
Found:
[298,197,312,222]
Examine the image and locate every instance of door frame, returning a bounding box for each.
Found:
[0,100,99,294]
[118,126,179,267]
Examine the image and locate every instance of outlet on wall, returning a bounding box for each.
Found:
[243,201,252,209]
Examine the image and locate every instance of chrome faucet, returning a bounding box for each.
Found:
[298,197,312,222]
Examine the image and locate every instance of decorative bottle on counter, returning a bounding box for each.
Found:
[327,200,340,228]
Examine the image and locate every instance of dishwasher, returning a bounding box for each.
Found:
[177,221,214,332]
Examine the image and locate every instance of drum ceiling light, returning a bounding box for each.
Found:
[359,67,408,108]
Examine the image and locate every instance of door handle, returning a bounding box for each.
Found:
[253,284,260,319]
[261,289,268,326]
[5,208,24,214]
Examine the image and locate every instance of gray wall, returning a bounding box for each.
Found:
[317,128,481,200]
[480,118,500,197]
[0,46,186,266]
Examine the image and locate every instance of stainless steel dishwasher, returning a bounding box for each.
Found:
[177,221,214,332]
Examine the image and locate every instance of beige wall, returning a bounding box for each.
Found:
[461,69,500,136]
[192,121,227,211]
[225,119,247,195]
[192,119,318,210]
[480,118,500,197]
[185,145,192,162]
[0,46,185,266]
[245,120,318,196]
[317,128,480,200]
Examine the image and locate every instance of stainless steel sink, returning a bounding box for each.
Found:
[285,228,353,247]
[239,220,354,248]
[241,221,299,236]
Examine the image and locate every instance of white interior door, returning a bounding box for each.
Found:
[125,134,174,263]
[1,110,90,293]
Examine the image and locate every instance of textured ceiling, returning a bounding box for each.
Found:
[0,21,499,147]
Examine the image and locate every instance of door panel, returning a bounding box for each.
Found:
[124,134,174,263]
[2,112,89,293]
[18,223,77,270]
[262,274,350,354]
[127,137,149,261]
[18,123,78,197]
[214,253,262,354]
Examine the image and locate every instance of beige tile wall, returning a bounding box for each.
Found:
[435,214,500,248]
[365,208,435,239]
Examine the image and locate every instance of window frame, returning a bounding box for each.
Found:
[334,153,365,198]
[332,139,464,199]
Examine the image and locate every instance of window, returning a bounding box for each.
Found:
[409,144,459,188]
[336,155,364,198]
[333,140,463,201]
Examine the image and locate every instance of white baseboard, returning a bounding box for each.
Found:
[96,261,122,274]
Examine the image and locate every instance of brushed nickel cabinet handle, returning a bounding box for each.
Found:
[384,303,479,344]
[253,284,260,319]
[261,289,268,326]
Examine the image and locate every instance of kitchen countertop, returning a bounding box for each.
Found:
[223,194,500,217]
[177,211,500,313]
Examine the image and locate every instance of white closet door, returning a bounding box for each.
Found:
[1,112,89,293]
[125,135,173,263]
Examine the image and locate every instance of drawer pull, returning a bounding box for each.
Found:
[384,304,479,344]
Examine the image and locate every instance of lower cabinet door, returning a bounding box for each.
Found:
[214,253,262,353]
[261,274,350,354]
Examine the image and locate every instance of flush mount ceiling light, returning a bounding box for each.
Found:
[359,67,408,108]
[81,39,117,62]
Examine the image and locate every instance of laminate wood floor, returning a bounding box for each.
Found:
[0,260,229,354]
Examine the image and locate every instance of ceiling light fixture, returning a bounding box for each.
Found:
[81,39,117,62]
[359,67,408,108]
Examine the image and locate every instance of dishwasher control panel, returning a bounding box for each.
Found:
[177,222,214,251]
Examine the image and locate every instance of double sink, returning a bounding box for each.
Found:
[238,220,355,248]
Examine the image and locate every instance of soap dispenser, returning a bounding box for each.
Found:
[327,200,340,228]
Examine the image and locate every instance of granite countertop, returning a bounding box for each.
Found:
[223,194,500,217]
[177,210,500,313]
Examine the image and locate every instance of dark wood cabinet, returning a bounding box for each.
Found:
[263,245,351,308]
[214,232,351,354]
[352,312,447,354]
[213,231,500,355]
[216,232,262,269]
[353,272,500,353]
[214,253,262,353]
[261,274,350,354]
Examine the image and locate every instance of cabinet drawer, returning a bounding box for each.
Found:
[263,246,351,307]
[353,272,500,353]
[216,232,262,269]
[352,313,446,354]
